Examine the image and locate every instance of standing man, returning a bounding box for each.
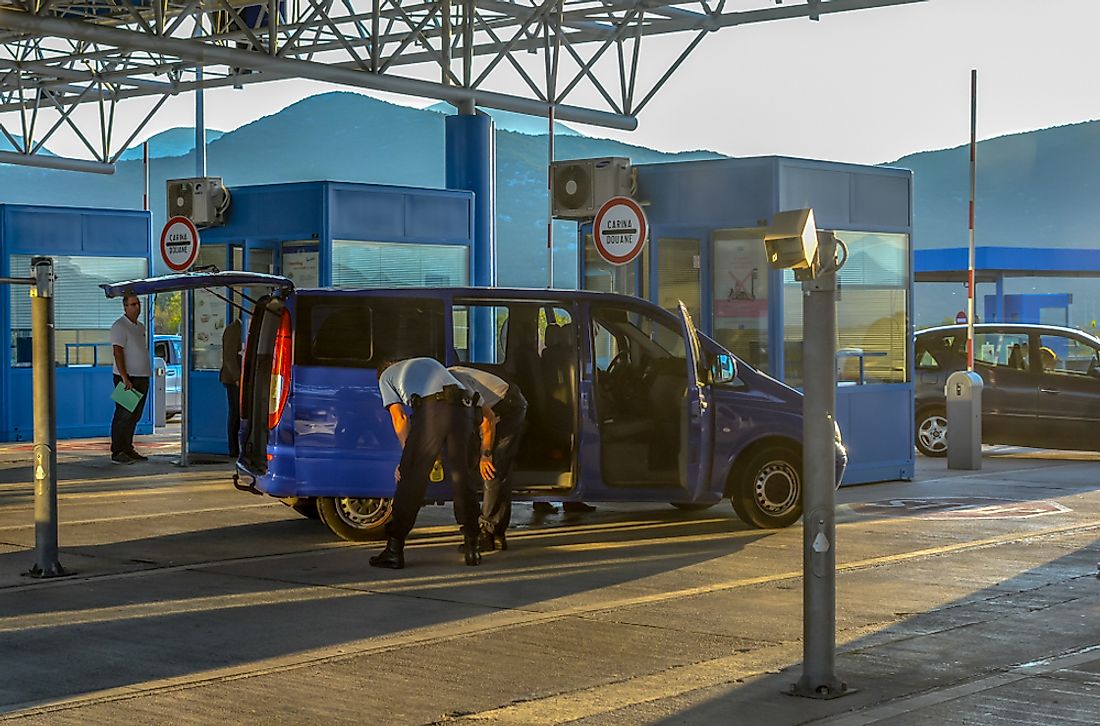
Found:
[220,316,243,458]
[448,366,527,552]
[110,293,151,464]
[370,357,481,569]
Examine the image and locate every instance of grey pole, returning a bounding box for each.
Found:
[792,232,845,698]
[28,257,65,578]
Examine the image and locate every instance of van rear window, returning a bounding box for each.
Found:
[295,296,445,369]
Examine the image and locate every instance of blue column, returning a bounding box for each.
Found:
[446,111,496,362]
[995,274,1005,323]
[445,112,496,287]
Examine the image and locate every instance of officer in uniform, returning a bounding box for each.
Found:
[448,366,528,552]
[370,357,481,569]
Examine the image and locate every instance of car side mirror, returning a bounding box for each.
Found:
[711,352,737,384]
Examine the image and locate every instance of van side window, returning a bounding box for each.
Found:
[453,305,510,364]
[296,296,444,368]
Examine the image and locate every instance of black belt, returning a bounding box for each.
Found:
[410,385,472,408]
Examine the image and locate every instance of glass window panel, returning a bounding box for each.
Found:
[783,232,909,387]
[332,240,468,288]
[281,242,320,288]
[712,228,769,371]
[654,238,701,323]
[974,332,1029,370]
[583,234,638,295]
[192,244,227,371]
[9,254,147,367]
[454,305,510,364]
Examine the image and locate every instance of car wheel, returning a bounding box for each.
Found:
[316,496,393,542]
[730,447,802,529]
[916,406,949,457]
[670,502,715,511]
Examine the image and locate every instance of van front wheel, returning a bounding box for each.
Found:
[316,497,393,542]
[730,447,802,529]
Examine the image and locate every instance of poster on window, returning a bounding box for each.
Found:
[282,247,320,288]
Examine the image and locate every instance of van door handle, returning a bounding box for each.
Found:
[1040,388,1060,394]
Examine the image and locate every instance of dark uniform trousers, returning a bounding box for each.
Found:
[111,374,149,456]
[386,396,478,542]
[480,385,528,535]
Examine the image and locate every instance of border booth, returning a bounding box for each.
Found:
[580,157,915,484]
[184,181,475,455]
[0,204,152,442]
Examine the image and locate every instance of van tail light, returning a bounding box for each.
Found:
[268,309,292,429]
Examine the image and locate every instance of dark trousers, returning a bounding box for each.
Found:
[225,383,241,457]
[386,398,478,542]
[111,374,149,456]
[481,387,528,535]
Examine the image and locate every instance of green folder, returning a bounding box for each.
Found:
[111,382,143,412]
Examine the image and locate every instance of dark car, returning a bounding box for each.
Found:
[914,323,1100,456]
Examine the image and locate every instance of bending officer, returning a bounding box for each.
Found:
[370,357,481,569]
[448,366,528,552]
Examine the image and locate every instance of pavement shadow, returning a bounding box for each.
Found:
[0,503,771,709]
[642,534,1100,725]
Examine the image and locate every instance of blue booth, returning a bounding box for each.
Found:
[184,181,475,454]
[0,204,152,441]
[579,157,914,484]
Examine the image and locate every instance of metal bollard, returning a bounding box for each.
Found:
[946,370,983,470]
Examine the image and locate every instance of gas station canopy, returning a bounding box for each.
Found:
[0,0,924,171]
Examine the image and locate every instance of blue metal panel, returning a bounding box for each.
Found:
[187,371,228,453]
[835,383,915,484]
[635,158,775,229]
[6,207,82,253]
[406,193,473,242]
[330,187,404,239]
[80,211,150,255]
[199,182,322,249]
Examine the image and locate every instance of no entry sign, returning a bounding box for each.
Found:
[593,196,648,266]
[160,216,201,272]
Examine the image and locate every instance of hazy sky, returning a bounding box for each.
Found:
[59,0,1100,165]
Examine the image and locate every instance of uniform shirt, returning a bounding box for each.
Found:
[110,315,151,377]
[378,357,465,408]
[449,366,509,410]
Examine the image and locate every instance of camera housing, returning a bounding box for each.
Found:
[764,208,818,273]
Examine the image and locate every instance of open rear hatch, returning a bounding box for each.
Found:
[101,270,294,474]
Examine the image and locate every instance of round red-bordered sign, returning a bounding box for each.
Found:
[160,216,201,272]
[593,196,648,266]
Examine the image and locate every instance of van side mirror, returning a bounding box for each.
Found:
[712,352,737,384]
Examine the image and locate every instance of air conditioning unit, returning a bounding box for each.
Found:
[551,157,633,219]
[166,177,231,228]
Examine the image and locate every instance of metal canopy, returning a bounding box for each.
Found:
[0,0,924,170]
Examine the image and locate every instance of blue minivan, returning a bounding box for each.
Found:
[104,272,846,541]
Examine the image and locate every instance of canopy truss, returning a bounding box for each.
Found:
[0,0,925,171]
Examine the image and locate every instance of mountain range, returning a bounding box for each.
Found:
[0,91,1096,304]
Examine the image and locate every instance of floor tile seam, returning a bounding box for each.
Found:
[0,501,278,534]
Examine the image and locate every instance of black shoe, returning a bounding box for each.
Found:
[532,501,558,514]
[127,449,148,462]
[369,538,405,569]
[563,501,596,513]
[478,529,496,552]
[494,532,508,551]
[111,452,135,465]
[463,537,482,566]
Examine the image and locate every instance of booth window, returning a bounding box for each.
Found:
[192,244,229,371]
[332,240,468,288]
[8,254,147,367]
[711,228,769,372]
[584,234,638,296]
[453,305,511,364]
[783,231,909,387]
[643,237,702,323]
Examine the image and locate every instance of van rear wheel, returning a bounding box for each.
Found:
[316,497,393,542]
[730,447,802,529]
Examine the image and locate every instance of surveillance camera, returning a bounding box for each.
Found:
[764,208,818,272]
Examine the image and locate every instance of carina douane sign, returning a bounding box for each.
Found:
[160,216,201,272]
[593,196,648,266]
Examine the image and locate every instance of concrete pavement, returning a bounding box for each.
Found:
[0,434,1097,724]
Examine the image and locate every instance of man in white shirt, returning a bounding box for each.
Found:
[109,293,151,464]
[448,366,527,552]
